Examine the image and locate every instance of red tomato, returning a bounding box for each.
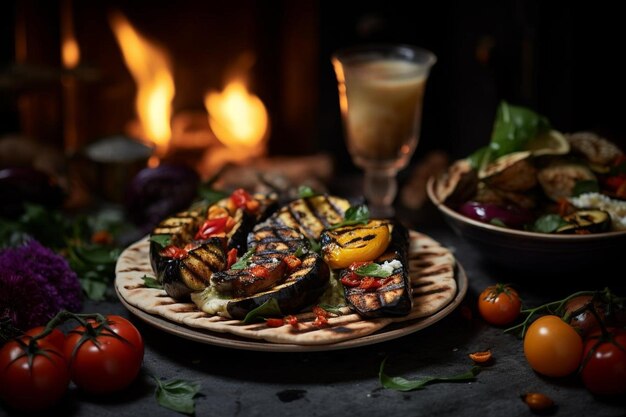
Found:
[24,326,66,351]
[523,315,583,377]
[563,295,604,338]
[477,283,522,326]
[230,188,253,208]
[0,338,70,412]
[64,315,144,394]
[580,329,626,396]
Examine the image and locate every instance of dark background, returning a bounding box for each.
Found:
[1,0,625,175]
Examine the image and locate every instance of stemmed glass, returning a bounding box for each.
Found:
[332,44,436,218]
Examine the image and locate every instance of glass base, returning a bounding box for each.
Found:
[363,168,397,219]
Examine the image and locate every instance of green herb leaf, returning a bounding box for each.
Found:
[307,237,321,254]
[572,179,600,197]
[467,146,492,171]
[532,214,568,233]
[294,245,307,258]
[153,377,202,415]
[142,275,163,289]
[298,185,316,198]
[231,249,254,270]
[197,186,229,206]
[317,303,345,315]
[242,298,282,324]
[328,204,370,230]
[354,263,392,278]
[488,101,551,161]
[379,358,481,392]
[150,234,172,248]
[489,218,507,227]
[80,277,108,301]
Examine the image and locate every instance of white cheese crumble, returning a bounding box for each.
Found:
[380,259,403,275]
[568,192,626,231]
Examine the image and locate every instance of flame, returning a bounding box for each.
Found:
[204,79,268,149]
[110,12,174,156]
[60,0,80,69]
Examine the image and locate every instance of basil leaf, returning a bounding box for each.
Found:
[150,234,172,248]
[142,274,163,289]
[317,303,345,315]
[354,263,392,278]
[231,249,254,270]
[153,377,202,415]
[298,185,316,198]
[80,277,108,301]
[532,214,568,233]
[328,204,370,230]
[294,245,307,258]
[379,358,481,392]
[242,298,282,324]
[467,146,491,170]
[489,101,551,161]
[572,179,599,197]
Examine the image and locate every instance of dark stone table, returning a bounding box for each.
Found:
[3,201,625,417]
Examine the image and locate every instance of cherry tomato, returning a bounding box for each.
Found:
[24,326,66,351]
[64,315,144,394]
[580,328,626,396]
[521,392,555,412]
[523,315,583,377]
[0,338,70,412]
[230,188,253,208]
[477,283,522,326]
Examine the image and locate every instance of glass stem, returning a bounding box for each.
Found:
[363,168,397,218]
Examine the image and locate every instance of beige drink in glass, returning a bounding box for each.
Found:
[333,45,436,218]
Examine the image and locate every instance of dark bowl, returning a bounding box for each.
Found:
[426,175,626,274]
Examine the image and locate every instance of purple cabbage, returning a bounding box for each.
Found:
[0,239,83,331]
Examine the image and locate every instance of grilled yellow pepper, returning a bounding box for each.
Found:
[320,220,391,269]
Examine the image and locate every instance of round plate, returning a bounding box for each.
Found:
[115,232,467,352]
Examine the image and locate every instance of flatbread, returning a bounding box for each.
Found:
[115,230,457,345]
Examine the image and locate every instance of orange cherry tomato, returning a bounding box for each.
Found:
[477,283,522,326]
[523,315,583,377]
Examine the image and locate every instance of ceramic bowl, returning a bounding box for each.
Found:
[426,174,626,274]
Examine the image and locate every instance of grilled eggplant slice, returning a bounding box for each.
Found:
[259,195,351,240]
[211,226,307,297]
[556,209,611,234]
[155,237,227,300]
[337,222,413,318]
[192,252,330,319]
[149,190,278,300]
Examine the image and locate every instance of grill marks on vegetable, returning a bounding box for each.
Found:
[271,195,350,240]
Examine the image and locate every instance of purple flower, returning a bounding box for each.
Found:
[0,240,83,330]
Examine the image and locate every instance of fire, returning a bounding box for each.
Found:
[61,0,80,69]
[110,11,174,157]
[204,79,268,150]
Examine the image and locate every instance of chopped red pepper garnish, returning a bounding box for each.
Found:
[340,272,361,287]
[311,305,330,328]
[195,217,229,240]
[359,277,383,290]
[282,255,302,271]
[226,248,238,269]
[557,198,573,217]
[265,318,284,327]
[249,265,270,279]
[230,188,254,208]
[347,261,372,272]
[313,315,328,328]
[159,245,189,260]
[312,306,329,318]
[245,199,261,214]
[284,315,299,328]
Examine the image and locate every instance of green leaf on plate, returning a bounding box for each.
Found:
[489,218,507,228]
[379,357,481,392]
[242,298,282,324]
[298,185,316,198]
[150,234,172,248]
[328,204,370,230]
[231,249,255,270]
[142,274,162,289]
[317,303,345,315]
[153,376,202,415]
[354,263,392,278]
